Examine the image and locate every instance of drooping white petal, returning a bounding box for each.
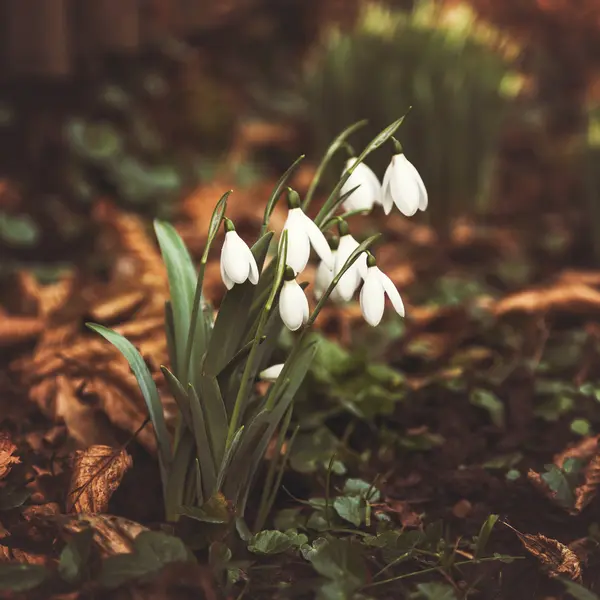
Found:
[378,268,405,317]
[360,266,385,326]
[246,245,260,284]
[381,161,395,215]
[279,280,309,331]
[299,211,333,269]
[220,254,235,290]
[314,252,335,300]
[335,235,361,301]
[259,364,285,382]
[284,209,311,274]
[222,231,252,284]
[341,160,381,212]
[404,158,428,211]
[389,155,420,217]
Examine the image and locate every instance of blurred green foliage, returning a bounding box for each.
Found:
[280,0,524,232]
[585,104,600,262]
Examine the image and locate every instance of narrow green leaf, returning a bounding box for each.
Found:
[303,120,368,210]
[0,564,49,592]
[164,301,177,375]
[474,514,498,559]
[561,579,600,600]
[204,232,273,377]
[261,156,305,236]
[154,220,197,381]
[86,324,171,476]
[184,191,230,385]
[165,430,196,520]
[188,385,217,500]
[177,505,229,524]
[160,366,192,430]
[216,426,244,491]
[195,370,228,467]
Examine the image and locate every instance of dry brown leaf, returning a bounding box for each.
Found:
[88,290,146,324]
[574,455,600,513]
[494,283,600,317]
[555,436,600,469]
[0,433,19,479]
[0,315,44,348]
[67,445,132,514]
[506,524,582,580]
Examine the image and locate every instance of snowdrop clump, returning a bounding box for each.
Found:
[219,132,427,344]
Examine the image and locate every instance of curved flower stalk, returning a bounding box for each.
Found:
[340,157,382,212]
[283,188,333,275]
[279,267,310,331]
[360,253,405,326]
[382,142,428,217]
[220,218,260,289]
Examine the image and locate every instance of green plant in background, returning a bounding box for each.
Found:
[585,104,600,262]
[285,0,524,234]
[87,118,413,533]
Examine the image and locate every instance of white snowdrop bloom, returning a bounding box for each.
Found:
[340,158,382,212]
[220,220,259,290]
[259,364,284,382]
[359,257,405,327]
[314,250,345,304]
[279,275,309,331]
[282,190,333,275]
[381,153,427,217]
[333,226,368,302]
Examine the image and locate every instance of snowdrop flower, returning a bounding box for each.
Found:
[381,144,427,217]
[314,236,343,303]
[259,364,284,382]
[333,221,368,302]
[279,267,309,331]
[283,188,333,275]
[360,254,405,327]
[340,158,382,212]
[220,218,259,290]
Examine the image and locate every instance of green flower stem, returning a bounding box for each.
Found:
[225,231,288,448]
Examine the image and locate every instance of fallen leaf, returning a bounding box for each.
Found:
[0,316,44,348]
[0,433,19,479]
[573,455,600,513]
[555,436,600,470]
[506,524,582,581]
[67,446,132,513]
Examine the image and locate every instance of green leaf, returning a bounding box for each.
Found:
[303,120,367,210]
[161,366,192,430]
[58,528,94,584]
[99,554,154,589]
[154,220,197,381]
[561,579,600,600]
[0,487,31,510]
[188,385,217,500]
[333,496,362,527]
[204,232,273,376]
[262,156,305,235]
[474,514,498,559]
[0,564,49,592]
[343,478,381,502]
[410,582,458,600]
[541,464,577,508]
[470,388,505,428]
[195,370,228,468]
[86,324,171,476]
[248,530,299,555]
[305,538,367,589]
[135,531,192,565]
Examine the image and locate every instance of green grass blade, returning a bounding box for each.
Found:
[160,366,192,430]
[196,369,228,467]
[188,385,217,500]
[86,324,171,477]
[154,220,197,382]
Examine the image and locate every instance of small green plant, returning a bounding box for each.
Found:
[282,0,524,233]
[87,117,420,530]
